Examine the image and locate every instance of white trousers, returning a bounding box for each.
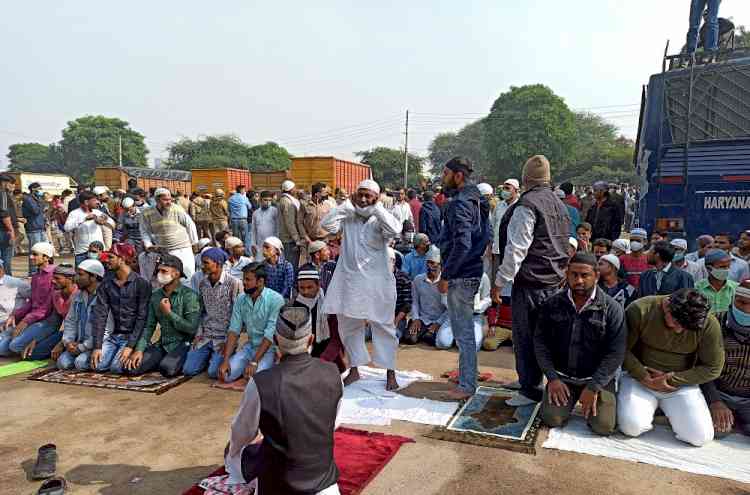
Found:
[435,315,485,352]
[337,314,397,370]
[617,373,714,446]
[170,246,196,283]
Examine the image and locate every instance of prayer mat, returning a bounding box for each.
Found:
[441,369,495,383]
[28,368,190,394]
[181,427,414,495]
[424,385,542,454]
[211,379,248,392]
[0,360,48,378]
[544,416,750,484]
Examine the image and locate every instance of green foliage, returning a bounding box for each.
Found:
[60,115,148,182]
[7,143,63,173]
[568,165,637,186]
[737,25,750,47]
[355,147,425,190]
[482,84,577,183]
[427,119,491,181]
[166,135,291,172]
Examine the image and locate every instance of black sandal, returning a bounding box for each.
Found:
[31,444,57,480]
[38,476,66,495]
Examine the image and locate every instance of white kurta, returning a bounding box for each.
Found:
[250,206,279,255]
[320,200,401,325]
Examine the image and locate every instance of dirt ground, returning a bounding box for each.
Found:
[2,256,749,495]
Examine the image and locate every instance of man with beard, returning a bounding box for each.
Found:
[139,188,199,280]
[534,253,626,435]
[292,264,333,358]
[597,254,637,308]
[55,259,109,370]
[418,191,442,245]
[261,236,295,299]
[219,262,285,383]
[250,191,278,258]
[127,254,201,377]
[183,247,242,378]
[65,191,115,267]
[91,243,152,373]
[493,155,570,406]
[321,179,402,391]
[585,181,623,242]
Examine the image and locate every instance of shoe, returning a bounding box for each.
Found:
[38,477,66,495]
[505,392,538,407]
[31,444,57,480]
[504,380,522,390]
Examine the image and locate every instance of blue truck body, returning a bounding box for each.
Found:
[636,55,750,248]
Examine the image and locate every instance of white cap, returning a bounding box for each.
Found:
[264,236,284,253]
[357,179,381,195]
[426,245,441,263]
[154,187,171,197]
[92,186,109,195]
[197,238,212,250]
[554,188,565,198]
[477,183,493,196]
[121,197,134,208]
[281,180,295,192]
[670,238,688,250]
[78,259,105,278]
[224,236,243,249]
[600,254,621,271]
[612,238,630,253]
[569,237,578,250]
[31,242,55,259]
[504,179,520,189]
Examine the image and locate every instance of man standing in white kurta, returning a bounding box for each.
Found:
[321,179,403,390]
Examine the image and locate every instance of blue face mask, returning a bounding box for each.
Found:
[732,305,750,327]
[673,252,685,263]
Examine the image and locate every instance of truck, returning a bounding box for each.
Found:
[636,47,750,248]
[250,170,292,192]
[95,166,192,195]
[7,172,76,195]
[290,156,371,194]
[191,168,251,194]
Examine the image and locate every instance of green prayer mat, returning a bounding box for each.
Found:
[0,360,49,378]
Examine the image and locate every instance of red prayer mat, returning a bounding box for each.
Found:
[441,369,495,383]
[182,427,414,495]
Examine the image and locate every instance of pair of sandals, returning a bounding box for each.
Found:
[32,444,66,494]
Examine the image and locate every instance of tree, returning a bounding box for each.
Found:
[482,85,577,183]
[355,147,425,190]
[166,135,291,171]
[427,119,491,182]
[737,25,750,47]
[59,115,148,182]
[428,132,459,172]
[7,143,63,173]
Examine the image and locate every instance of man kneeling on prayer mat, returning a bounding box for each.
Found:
[127,254,201,376]
[320,179,402,390]
[702,280,750,437]
[618,288,724,446]
[293,263,333,358]
[219,262,285,383]
[225,304,342,495]
[534,253,626,435]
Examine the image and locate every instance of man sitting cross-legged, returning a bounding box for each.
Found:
[183,248,242,378]
[618,288,724,446]
[218,262,285,383]
[224,304,342,494]
[126,254,201,377]
[405,246,447,346]
[292,264,333,359]
[55,260,111,370]
[534,253,627,435]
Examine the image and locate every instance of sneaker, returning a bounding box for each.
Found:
[31,444,57,480]
[505,392,538,407]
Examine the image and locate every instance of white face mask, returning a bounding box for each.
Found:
[355,205,375,218]
[156,272,173,286]
[630,241,644,252]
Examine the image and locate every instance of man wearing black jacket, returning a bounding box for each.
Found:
[534,253,627,435]
[419,191,442,244]
[585,181,623,242]
[638,241,694,298]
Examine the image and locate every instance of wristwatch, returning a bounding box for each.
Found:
[249,361,258,367]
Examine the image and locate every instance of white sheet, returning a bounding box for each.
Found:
[337,366,459,427]
[543,417,750,484]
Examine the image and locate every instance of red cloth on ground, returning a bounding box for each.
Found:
[182,427,414,495]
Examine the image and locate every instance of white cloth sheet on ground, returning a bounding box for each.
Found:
[337,366,459,427]
[543,416,750,484]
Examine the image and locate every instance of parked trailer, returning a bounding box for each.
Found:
[290,157,371,194]
[7,172,76,195]
[191,168,252,194]
[250,170,291,192]
[95,167,192,195]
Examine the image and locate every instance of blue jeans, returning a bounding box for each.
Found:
[435,315,484,352]
[230,219,250,254]
[226,343,275,382]
[687,0,720,54]
[184,341,225,378]
[4,319,61,358]
[97,334,131,373]
[447,277,481,394]
[57,350,92,370]
[0,242,14,276]
[27,231,48,275]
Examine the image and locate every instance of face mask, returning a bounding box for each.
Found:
[710,268,730,281]
[88,252,99,260]
[500,190,512,200]
[244,286,259,296]
[732,305,750,327]
[35,191,44,198]
[156,272,173,286]
[355,205,374,218]
[673,252,685,263]
[630,241,643,252]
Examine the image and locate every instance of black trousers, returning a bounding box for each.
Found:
[128,343,189,377]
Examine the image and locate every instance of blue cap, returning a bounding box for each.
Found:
[630,228,647,238]
[704,248,731,265]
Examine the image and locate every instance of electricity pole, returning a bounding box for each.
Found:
[404,109,409,188]
[118,134,123,167]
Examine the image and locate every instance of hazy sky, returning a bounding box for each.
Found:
[2,1,749,168]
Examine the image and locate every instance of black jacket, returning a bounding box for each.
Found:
[22,194,47,233]
[438,184,491,280]
[534,288,627,391]
[585,195,623,241]
[419,200,442,244]
[91,271,153,348]
[637,264,694,298]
